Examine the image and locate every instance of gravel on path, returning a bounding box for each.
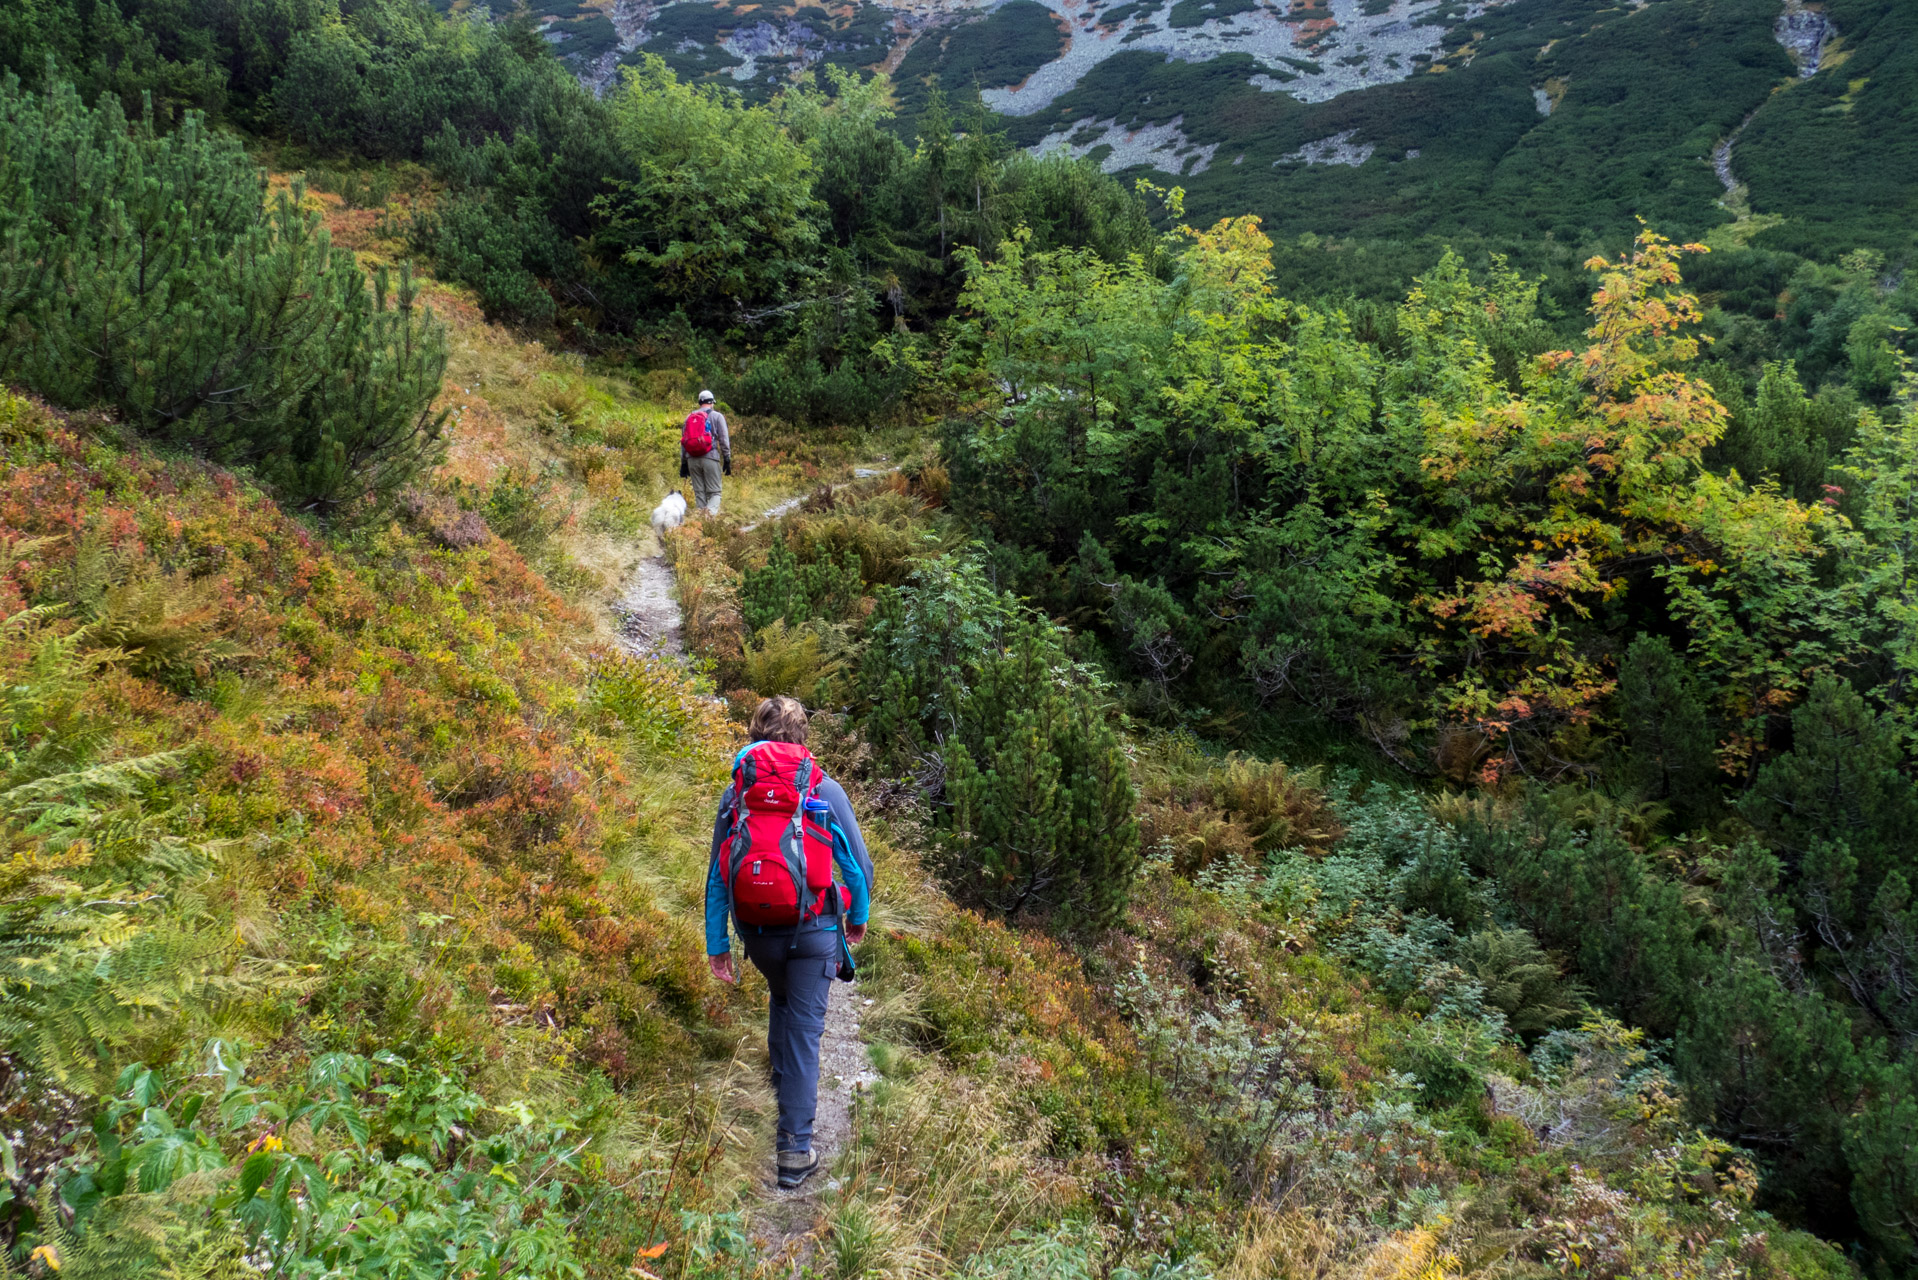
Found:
[609,555,682,656]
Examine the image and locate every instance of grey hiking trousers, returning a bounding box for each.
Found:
[687,453,723,514]
[742,926,838,1154]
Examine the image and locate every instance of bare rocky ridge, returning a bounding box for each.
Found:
[566,0,1514,111]
[995,0,1519,119]
[573,0,658,94]
[1775,0,1834,77]
[1032,114,1219,177]
[1281,127,1376,168]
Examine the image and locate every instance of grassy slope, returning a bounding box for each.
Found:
[1,388,752,1274]
[893,0,1904,272]
[1735,0,1918,260]
[998,0,1791,246]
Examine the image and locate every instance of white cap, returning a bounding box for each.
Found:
[697,389,715,403]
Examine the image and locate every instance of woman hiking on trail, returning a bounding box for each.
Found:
[705,696,873,1189]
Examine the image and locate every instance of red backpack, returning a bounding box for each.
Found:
[681,410,714,457]
[725,741,849,927]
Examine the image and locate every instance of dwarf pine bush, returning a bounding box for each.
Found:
[741,537,864,632]
[0,76,448,516]
[862,557,1138,926]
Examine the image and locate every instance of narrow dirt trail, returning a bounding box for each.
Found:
[603,481,887,1270]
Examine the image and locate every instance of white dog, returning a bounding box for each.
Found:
[650,490,687,540]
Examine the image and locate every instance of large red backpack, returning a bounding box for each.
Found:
[725,741,848,927]
[681,410,714,457]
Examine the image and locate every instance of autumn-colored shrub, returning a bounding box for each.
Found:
[1138,797,1258,877]
[662,521,745,687]
[905,462,950,508]
[0,391,748,1215]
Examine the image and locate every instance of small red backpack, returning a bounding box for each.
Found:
[725,741,848,927]
[681,410,714,457]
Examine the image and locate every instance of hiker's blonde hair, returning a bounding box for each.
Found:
[748,695,809,746]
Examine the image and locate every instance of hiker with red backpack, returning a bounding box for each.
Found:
[705,696,873,1189]
[679,390,732,515]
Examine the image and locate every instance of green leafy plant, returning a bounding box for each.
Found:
[594,55,822,321]
[44,1048,592,1280]
[1455,928,1585,1041]
[592,651,736,760]
[478,468,570,557]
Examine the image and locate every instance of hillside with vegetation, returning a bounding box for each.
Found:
[1,2,1916,1277]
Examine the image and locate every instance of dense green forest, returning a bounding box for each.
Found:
[3,0,1918,1275]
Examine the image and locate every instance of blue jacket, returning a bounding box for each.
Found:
[706,772,872,956]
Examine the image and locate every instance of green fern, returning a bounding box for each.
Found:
[0,535,61,577]
[0,845,241,1088]
[59,526,133,621]
[28,524,247,695]
[1,752,257,1088]
[3,752,185,819]
[1,613,114,792]
[76,573,247,690]
[1456,927,1587,1039]
[0,599,270,1090]
[14,1182,249,1279]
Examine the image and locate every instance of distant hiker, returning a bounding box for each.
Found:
[705,696,873,1189]
[679,390,732,516]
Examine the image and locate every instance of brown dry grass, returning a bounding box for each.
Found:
[1133,735,1341,876]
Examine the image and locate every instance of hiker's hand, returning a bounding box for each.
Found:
[708,952,737,984]
[722,455,732,475]
[679,456,690,478]
[845,924,867,946]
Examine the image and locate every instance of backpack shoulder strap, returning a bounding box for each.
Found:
[723,758,757,889]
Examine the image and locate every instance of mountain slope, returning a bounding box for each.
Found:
[1735,0,1918,258]
[553,0,1912,263]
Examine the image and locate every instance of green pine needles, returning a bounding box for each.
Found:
[0,74,448,518]
[741,537,864,632]
[942,625,1139,928]
[863,556,1140,928]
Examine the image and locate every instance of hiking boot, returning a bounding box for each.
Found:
[775,1148,820,1190]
